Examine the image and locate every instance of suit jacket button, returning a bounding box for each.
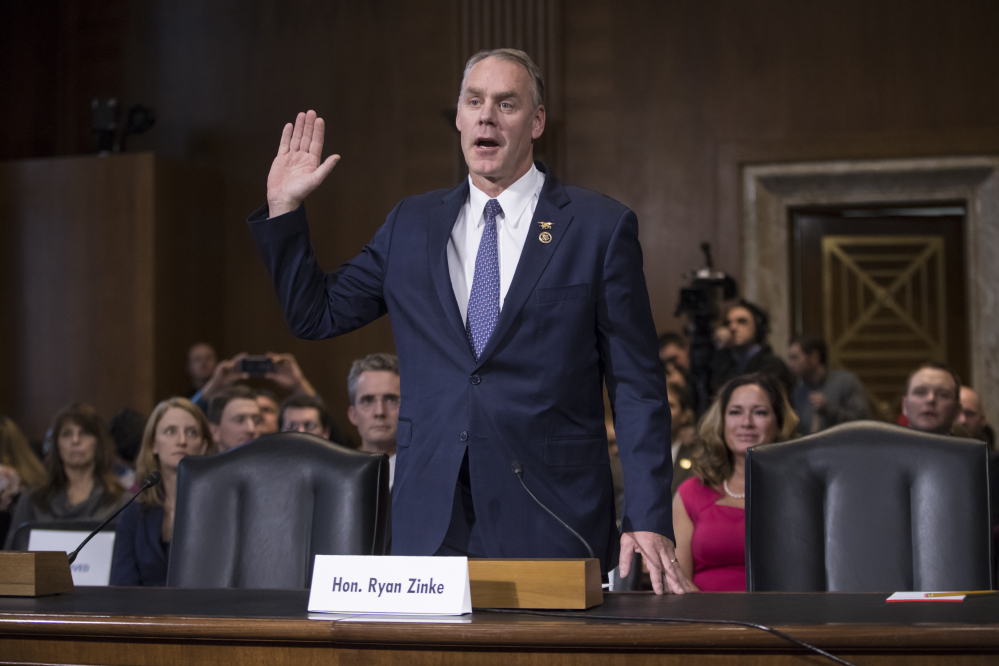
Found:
[459,431,468,442]
[470,374,481,385]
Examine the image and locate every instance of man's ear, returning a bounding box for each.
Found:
[347,405,359,427]
[531,104,546,141]
[209,423,220,442]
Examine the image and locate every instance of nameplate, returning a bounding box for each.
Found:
[308,555,472,615]
[28,530,115,586]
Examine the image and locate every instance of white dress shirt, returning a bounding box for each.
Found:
[447,165,546,324]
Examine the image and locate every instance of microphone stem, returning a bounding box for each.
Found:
[67,479,153,565]
[515,476,595,560]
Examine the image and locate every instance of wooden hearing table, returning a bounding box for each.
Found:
[1,587,998,665]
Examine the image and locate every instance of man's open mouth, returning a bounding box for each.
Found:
[475,138,500,148]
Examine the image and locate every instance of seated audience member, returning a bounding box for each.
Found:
[710,300,795,399]
[108,408,146,490]
[207,386,262,453]
[669,382,697,495]
[255,389,281,435]
[186,342,218,395]
[658,332,690,384]
[673,374,798,592]
[347,353,401,490]
[956,385,995,446]
[4,404,128,549]
[901,362,961,435]
[0,416,47,546]
[786,336,869,434]
[659,332,691,372]
[279,393,350,446]
[110,398,215,586]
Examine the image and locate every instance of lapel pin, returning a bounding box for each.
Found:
[539,231,552,244]
[538,221,553,230]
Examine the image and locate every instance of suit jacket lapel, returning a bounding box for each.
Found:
[474,164,573,369]
[428,181,471,350]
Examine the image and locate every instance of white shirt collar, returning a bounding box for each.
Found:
[467,164,543,230]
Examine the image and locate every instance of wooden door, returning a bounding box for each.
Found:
[792,207,968,420]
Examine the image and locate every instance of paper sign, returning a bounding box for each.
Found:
[28,529,116,586]
[308,555,472,615]
[887,592,965,602]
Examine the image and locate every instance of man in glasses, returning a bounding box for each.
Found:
[345,353,401,489]
[279,393,353,449]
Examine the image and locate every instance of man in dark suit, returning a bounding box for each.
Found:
[249,49,688,594]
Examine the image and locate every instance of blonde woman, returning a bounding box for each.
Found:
[0,416,47,545]
[672,374,798,592]
[110,398,215,586]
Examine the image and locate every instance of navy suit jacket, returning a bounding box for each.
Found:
[248,163,672,572]
[109,502,168,586]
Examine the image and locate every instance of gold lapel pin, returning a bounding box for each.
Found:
[538,221,553,243]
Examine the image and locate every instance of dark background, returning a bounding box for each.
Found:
[3,0,999,438]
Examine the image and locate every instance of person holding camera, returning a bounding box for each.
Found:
[190,351,317,415]
[709,300,794,400]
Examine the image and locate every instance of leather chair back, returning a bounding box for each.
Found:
[746,421,992,592]
[167,432,390,589]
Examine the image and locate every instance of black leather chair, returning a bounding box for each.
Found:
[8,520,105,551]
[746,421,993,592]
[166,432,390,589]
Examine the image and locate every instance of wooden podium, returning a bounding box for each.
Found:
[468,558,603,609]
[0,552,74,597]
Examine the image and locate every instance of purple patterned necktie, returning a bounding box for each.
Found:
[466,199,503,360]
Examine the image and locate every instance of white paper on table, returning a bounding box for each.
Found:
[308,555,472,615]
[27,529,115,586]
[886,591,966,602]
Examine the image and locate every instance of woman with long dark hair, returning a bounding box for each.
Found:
[4,404,127,549]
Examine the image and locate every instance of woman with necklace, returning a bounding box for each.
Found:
[672,373,798,592]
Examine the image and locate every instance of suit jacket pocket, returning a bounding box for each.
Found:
[544,437,606,466]
[396,418,412,448]
[535,283,589,304]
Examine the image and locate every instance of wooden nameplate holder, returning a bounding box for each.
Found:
[468,558,602,609]
[0,552,75,597]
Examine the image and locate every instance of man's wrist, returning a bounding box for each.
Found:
[267,199,300,219]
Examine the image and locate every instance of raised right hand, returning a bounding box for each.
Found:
[266,110,340,218]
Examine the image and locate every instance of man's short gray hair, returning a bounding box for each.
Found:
[459,48,545,109]
[347,353,400,405]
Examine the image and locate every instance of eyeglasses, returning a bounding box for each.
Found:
[283,421,323,434]
[355,394,401,412]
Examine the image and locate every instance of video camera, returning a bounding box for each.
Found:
[674,243,738,415]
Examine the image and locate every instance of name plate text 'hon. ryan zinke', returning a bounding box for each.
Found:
[308,555,472,615]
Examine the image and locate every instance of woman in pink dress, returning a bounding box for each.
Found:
[673,373,798,592]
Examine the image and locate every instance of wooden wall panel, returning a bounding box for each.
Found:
[3,0,999,434]
[118,1,458,437]
[564,0,999,340]
[0,154,156,438]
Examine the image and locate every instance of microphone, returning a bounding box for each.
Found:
[67,472,161,565]
[510,459,595,559]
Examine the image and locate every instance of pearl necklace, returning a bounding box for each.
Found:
[723,480,745,499]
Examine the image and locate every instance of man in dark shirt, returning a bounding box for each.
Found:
[709,299,794,398]
[786,337,869,434]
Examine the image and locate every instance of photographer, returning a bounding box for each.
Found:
[190,351,317,415]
